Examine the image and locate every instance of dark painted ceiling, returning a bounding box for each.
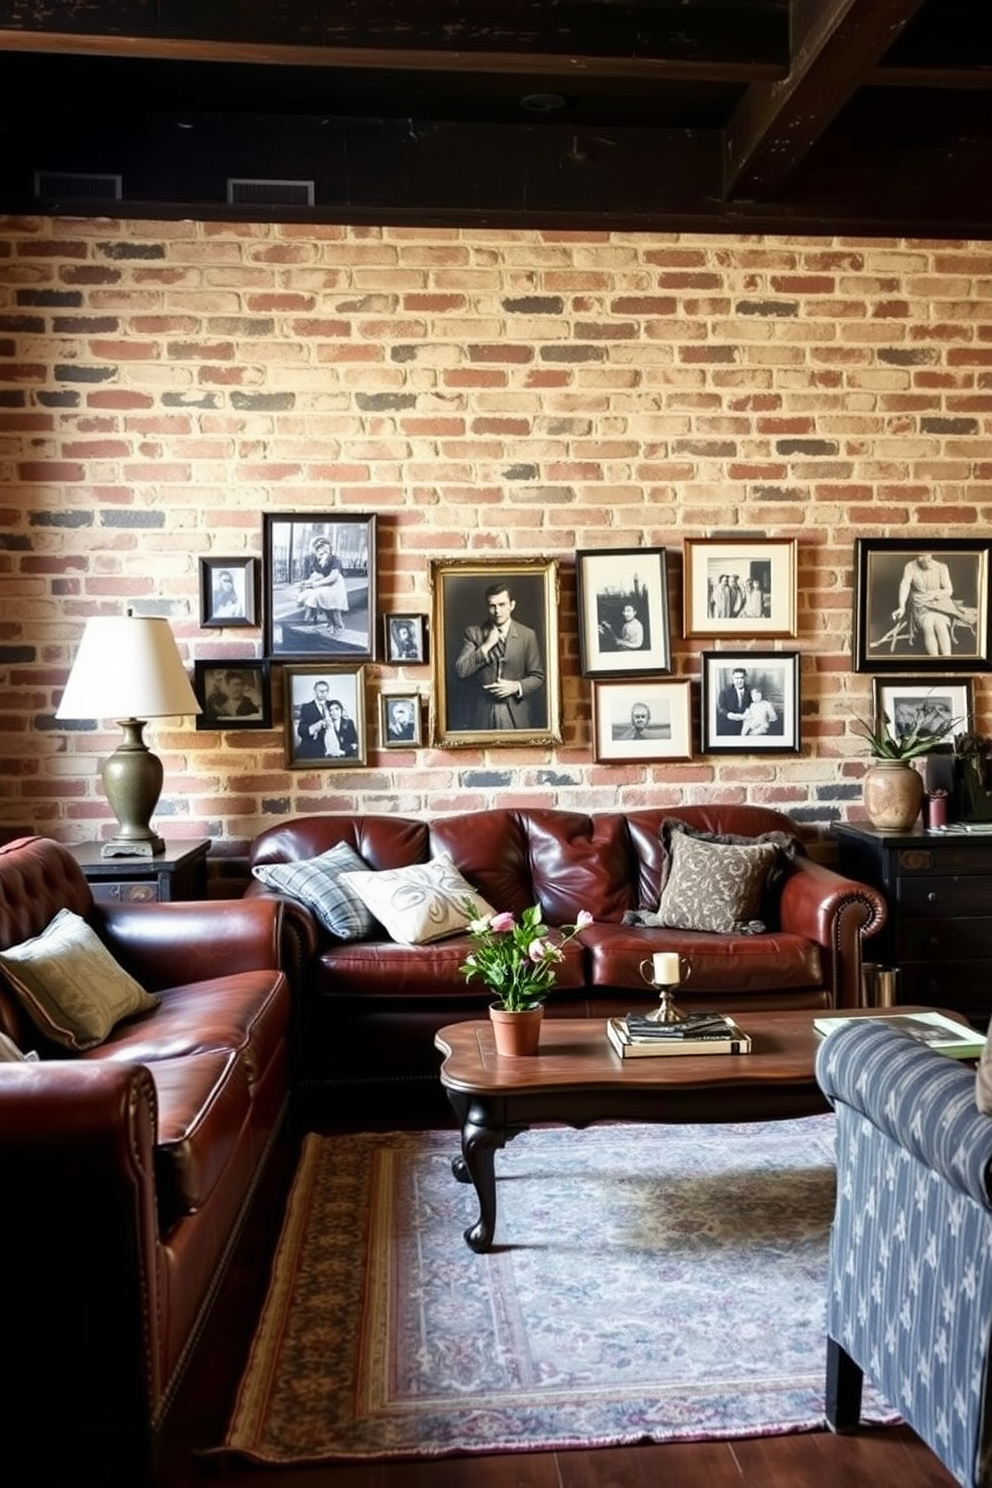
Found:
[0,0,990,236]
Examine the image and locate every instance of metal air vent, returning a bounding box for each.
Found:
[226,178,315,206]
[34,171,123,202]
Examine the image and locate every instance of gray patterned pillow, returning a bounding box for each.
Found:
[655,832,779,935]
[251,840,375,941]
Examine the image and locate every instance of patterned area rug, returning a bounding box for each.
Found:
[220,1116,898,1463]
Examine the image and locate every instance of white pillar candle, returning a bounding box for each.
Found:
[652,951,680,985]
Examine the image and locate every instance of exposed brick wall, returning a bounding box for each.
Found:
[1,219,991,870]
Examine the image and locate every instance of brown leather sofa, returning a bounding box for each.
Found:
[246,805,886,1111]
[0,836,290,1481]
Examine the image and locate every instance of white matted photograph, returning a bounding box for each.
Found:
[871,676,973,747]
[683,538,797,639]
[576,548,671,678]
[592,679,692,763]
[700,652,800,754]
[284,665,366,768]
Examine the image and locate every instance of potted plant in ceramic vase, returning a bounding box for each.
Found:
[459,902,593,1055]
[853,702,959,831]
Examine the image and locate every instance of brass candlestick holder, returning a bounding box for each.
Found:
[638,957,692,1022]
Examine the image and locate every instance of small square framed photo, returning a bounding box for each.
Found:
[871,676,973,748]
[264,513,377,662]
[853,538,991,672]
[592,679,692,764]
[194,660,271,730]
[683,538,797,639]
[199,557,257,629]
[384,613,427,665]
[700,652,801,754]
[380,693,422,747]
[576,547,671,677]
[284,665,367,768]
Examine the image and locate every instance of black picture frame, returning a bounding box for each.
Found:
[379,693,422,747]
[263,513,377,662]
[575,547,671,677]
[199,556,257,629]
[384,612,427,665]
[283,664,367,768]
[193,659,271,730]
[700,651,801,754]
[853,538,991,672]
[429,557,561,747]
[871,675,974,748]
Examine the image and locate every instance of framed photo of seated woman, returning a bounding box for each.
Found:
[854,537,991,672]
[264,513,377,663]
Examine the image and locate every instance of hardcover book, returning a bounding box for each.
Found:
[607,1016,752,1059]
[812,1009,985,1061]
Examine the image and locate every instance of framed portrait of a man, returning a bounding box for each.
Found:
[194,660,271,730]
[575,548,671,677]
[853,538,991,672]
[263,514,377,662]
[700,652,800,754]
[429,557,561,748]
[592,680,692,763]
[380,693,422,747]
[283,665,367,768]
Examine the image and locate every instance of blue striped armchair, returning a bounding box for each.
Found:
[816,1020,992,1488]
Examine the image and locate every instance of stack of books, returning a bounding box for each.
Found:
[606,1010,752,1059]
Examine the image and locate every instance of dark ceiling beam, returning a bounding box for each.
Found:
[724,0,930,199]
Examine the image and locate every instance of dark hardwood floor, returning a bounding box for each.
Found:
[150,1109,956,1488]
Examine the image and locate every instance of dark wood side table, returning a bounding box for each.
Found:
[68,838,211,904]
[834,822,992,1028]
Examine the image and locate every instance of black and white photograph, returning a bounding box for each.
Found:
[430,557,561,747]
[380,693,422,747]
[683,538,797,639]
[384,613,426,664]
[854,538,990,672]
[576,548,671,677]
[194,660,271,730]
[700,652,800,754]
[284,665,367,768]
[264,514,376,662]
[592,679,692,763]
[199,556,257,629]
[871,676,973,748]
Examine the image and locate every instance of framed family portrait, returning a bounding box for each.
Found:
[700,652,801,754]
[384,612,427,665]
[263,513,377,663]
[380,693,422,747]
[429,557,561,748]
[871,676,973,748]
[193,660,271,730]
[592,679,692,764]
[199,556,257,629]
[575,547,671,677]
[853,537,991,672]
[683,538,797,639]
[283,665,367,768]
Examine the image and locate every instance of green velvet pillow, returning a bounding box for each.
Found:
[0,909,159,1051]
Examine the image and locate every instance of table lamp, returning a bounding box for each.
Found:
[56,614,201,858]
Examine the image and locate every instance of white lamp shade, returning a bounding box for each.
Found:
[57,616,201,721]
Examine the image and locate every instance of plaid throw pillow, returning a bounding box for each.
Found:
[252,840,376,941]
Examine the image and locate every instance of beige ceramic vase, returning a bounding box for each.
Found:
[489,1004,544,1056]
[862,758,924,831]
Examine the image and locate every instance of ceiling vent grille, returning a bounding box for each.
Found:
[227,178,315,206]
[34,171,123,202]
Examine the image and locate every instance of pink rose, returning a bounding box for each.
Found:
[489,911,516,934]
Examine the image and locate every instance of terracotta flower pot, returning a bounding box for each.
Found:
[863,758,924,831]
[489,1004,544,1056]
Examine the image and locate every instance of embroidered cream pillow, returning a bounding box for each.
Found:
[340,856,496,945]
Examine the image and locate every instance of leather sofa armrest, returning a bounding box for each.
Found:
[93,897,284,992]
[779,857,887,1009]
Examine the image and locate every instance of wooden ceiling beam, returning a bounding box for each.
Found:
[724,0,929,199]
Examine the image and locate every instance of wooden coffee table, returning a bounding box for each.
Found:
[433,1007,944,1252]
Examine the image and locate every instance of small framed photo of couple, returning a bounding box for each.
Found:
[193,660,271,730]
[198,557,257,629]
[283,665,367,769]
[380,693,422,747]
[575,547,671,678]
[263,513,377,663]
[592,679,693,764]
[700,652,801,754]
[384,613,427,665]
[683,538,798,639]
[871,676,973,747]
[853,537,991,672]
